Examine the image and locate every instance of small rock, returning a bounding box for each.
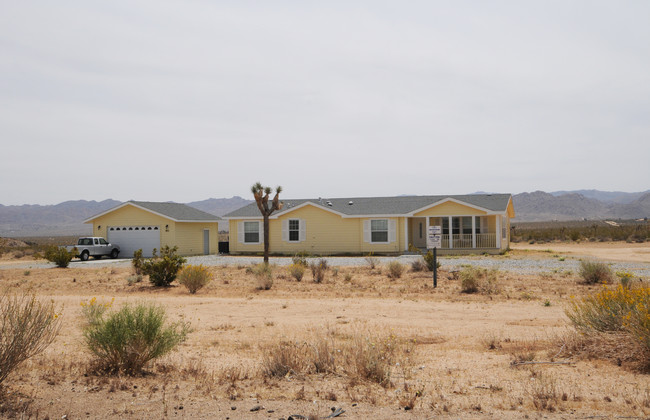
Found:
[231,406,236,410]
[250,405,263,412]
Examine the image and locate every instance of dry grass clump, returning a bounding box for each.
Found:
[410,259,427,272]
[261,326,414,387]
[578,260,613,284]
[287,263,305,282]
[564,284,650,371]
[365,255,379,270]
[310,259,328,283]
[177,264,212,294]
[385,261,405,279]
[460,267,500,294]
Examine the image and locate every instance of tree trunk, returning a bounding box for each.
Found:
[263,214,270,264]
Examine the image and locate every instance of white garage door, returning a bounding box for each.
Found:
[108,226,161,258]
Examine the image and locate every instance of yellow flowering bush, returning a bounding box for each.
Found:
[177,264,212,294]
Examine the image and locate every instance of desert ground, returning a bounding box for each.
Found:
[1,242,649,419]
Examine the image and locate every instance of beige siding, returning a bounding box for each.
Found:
[91,205,174,247]
[228,205,404,255]
[414,201,488,217]
[174,222,219,256]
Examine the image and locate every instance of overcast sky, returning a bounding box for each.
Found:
[1,1,649,205]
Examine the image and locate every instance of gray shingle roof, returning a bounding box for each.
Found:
[128,201,221,221]
[223,194,512,218]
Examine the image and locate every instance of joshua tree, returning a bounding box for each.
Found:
[251,182,283,263]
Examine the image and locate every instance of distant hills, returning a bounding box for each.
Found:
[0,190,648,237]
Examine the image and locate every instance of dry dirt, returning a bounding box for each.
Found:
[1,242,649,419]
[511,241,650,263]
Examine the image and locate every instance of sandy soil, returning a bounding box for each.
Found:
[511,241,650,263]
[0,244,649,419]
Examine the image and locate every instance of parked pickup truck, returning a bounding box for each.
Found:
[66,237,120,261]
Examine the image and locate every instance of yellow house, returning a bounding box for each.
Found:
[84,201,220,258]
[223,194,515,255]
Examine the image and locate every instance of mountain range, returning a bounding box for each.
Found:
[1,190,648,237]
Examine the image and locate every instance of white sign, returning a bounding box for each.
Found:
[427,225,442,248]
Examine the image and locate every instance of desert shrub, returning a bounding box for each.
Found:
[178,264,212,294]
[139,246,186,287]
[344,272,353,282]
[43,245,76,268]
[252,263,273,290]
[126,274,143,285]
[82,300,190,374]
[345,332,402,387]
[565,284,650,370]
[287,263,305,282]
[460,267,500,294]
[0,293,62,384]
[132,249,144,275]
[386,261,404,279]
[410,258,427,272]
[310,259,328,283]
[291,251,310,267]
[365,254,379,269]
[616,271,634,288]
[579,260,613,285]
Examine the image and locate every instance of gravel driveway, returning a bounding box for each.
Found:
[5,254,650,277]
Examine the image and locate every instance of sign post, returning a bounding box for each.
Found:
[426,226,442,288]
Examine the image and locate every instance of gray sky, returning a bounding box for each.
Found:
[1,1,649,205]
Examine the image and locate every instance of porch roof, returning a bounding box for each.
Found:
[223,194,512,218]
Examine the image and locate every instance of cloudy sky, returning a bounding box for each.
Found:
[1,1,649,205]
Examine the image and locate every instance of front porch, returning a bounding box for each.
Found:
[405,215,505,254]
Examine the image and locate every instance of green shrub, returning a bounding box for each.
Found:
[386,261,404,279]
[178,264,212,294]
[291,251,310,267]
[287,263,305,282]
[82,300,190,374]
[44,245,76,268]
[0,293,62,384]
[422,250,441,271]
[579,260,613,285]
[460,267,500,294]
[252,263,273,290]
[616,271,634,288]
[138,246,186,287]
[310,258,328,283]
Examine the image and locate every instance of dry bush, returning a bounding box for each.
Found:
[578,260,613,284]
[528,372,559,411]
[178,264,212,294]
[460,267,500,294]
[410,259,427,272]
[287,263,305,282]
[252,263,273,290]
[310,259,328,283]
[365,255,379,270]
[386,261,405,279]
[0,292,62,385]
[262,340,308,378]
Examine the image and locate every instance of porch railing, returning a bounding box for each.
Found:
[439,233,496,249]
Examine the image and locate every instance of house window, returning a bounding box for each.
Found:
[371,219,388,243]
[419,223,423,239]
[288,219,299,242]
[244,221,260,243]
[462,217,473,235]
[475,217,481,234]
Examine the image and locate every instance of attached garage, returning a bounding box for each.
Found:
[84,201,220,258]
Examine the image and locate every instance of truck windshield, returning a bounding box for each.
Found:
[99,238,108,245]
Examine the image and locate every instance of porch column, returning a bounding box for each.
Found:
[496,215,502,249]
[425,217,430,249]
[448,216,453,248]
[403,217,408,251]
[472,216,476,248]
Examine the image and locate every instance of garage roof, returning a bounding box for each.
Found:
[84,201,221,223]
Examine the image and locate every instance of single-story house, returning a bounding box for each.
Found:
[84,201,220,258]
[223,194,514,255]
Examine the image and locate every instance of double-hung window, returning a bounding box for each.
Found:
[288,219,300,242]
[370,219,388,243]
[244,221,260,243]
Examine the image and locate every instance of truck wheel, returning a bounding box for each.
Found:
[110,249,119,259]
[80,251,89,261]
